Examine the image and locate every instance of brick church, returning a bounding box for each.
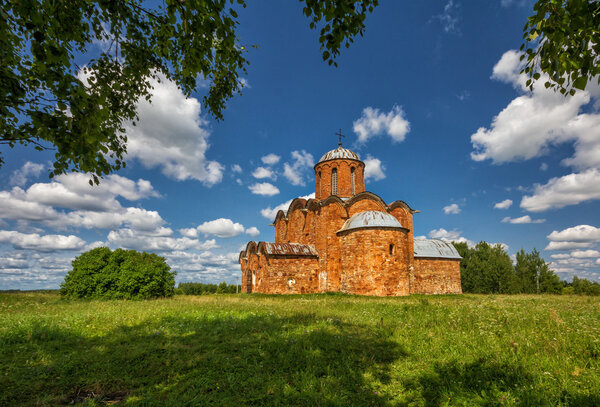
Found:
[239,142,462,296]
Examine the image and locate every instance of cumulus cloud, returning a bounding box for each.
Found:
[494,199,513,209]
[124,74,223,185]
[252,167,276,180]
[545,241,594,251]
[570,250,600,258]
[353,105,410,144]
[283,150,314,186]
[363,155,386,181]
[260,193,315,220]
[521,169,600,212]
[547,225,600,243]
[248,182,280,196]
[545,225,600,251]
[10,162,45,186]
[245,227,260,237]
[501,215,545,224]
[0,230,86,251]
[443,203,461,214]
[107,228,218,252]
[428,228,475,247]
[231,164,242,173]
[261,153,281,165]
[196,218,246,238]
[471,50,600,169]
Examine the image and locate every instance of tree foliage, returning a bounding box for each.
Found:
[0,0,377,182]
[569,276,600,295]
[522,0,600,94]
[453,242,563,294]
[177,281,238,295]
[60,247,176,299]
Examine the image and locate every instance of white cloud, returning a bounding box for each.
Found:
[471,50,600,169]
[547,225,600,243]
[545,241,594,251]
[494,199,513,209]
[443,203,461,214]
[232,164,242,173]
[245,227,260,237]
[540,163,548,171]
[0,230,86,251]
[10,162,45,186]
[248,182,280,196]
[434,0,460,34]
[521,169,600,212]
[571,250,600,258]
[260,193,315,220]
[196,218,245,238]
[283,150,314,186]
[107,228,218,252]
[252,167,276,180]
[363,155,386,181]
[124,74,223,185]
[353,105,410,144]
[501,215,545,224]
[428,228,475,247]
[261,153,281,165]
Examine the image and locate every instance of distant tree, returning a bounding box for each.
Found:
[514,248,562,294]
[572,276,600,296]
[1,0,378,182]
[453,241,516,294]
[60,247,176,299]
[522,0,600,94]
[178,281,237,295]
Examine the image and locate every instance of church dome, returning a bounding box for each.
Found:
[338,211,403,233]
[318,145,360,164]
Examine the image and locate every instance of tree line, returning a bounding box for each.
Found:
[452,241,600,295]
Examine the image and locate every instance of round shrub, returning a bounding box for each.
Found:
[60,247,176,299]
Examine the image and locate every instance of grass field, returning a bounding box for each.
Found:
[1,293,599,406]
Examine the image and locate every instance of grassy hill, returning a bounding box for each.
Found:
[1,292,599,406]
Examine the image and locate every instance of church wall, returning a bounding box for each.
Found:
[252,256,319,294]
[346,198,387,217]
[314,159,365,199]
[286,209,306,243]
[314,202,347,292]
[274,219,287,243]
[339,228,410,296]
[412,258,462,294]
[241,252,259,293]
[389,206,415,273]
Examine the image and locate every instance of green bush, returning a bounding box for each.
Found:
[60,247,176,299]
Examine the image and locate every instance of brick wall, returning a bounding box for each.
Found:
[339,228,410,296]
[315,159,365,200]
[412,258,462,294]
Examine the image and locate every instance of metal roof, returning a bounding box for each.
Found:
[338,211,403,233]
[261,242,318,257]
[318,145,360,163]
[413,239,462,259]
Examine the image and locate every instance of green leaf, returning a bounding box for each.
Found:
[572,76,587,90]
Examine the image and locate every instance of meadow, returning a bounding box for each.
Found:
[1,293,599,406]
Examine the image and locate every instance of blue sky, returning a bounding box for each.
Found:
[2,0,600,289]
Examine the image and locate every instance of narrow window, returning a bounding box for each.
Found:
[351,167,355,195]
[318,171,322,197]
[332,168,337,195]
[389,244,395,255]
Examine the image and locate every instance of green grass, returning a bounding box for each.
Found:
[1,293,599,406]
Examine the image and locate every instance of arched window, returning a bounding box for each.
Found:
[332,168,337,195]
[389,244,395,255]
[351,167,355,195]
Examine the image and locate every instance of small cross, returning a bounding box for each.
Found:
[335,128,345,146]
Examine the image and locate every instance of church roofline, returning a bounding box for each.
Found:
[270,191,418,224]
